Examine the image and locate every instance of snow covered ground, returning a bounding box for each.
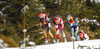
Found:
[3,39,100,49]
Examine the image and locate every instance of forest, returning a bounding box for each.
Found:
[0,0,100,47]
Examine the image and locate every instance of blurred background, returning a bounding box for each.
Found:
[0,0,100,47]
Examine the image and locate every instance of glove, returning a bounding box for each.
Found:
[48,23,51,27]
[76,19,79,23]
[70,23,74,26]
[43,22,47,24]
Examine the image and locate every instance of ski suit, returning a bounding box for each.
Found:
[67,16,80,41]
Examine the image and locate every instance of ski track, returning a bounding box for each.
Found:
[4,39,100,49]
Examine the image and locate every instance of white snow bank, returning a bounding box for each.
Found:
[4,39,100,49]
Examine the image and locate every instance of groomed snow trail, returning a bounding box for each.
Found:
[4,39,100,49]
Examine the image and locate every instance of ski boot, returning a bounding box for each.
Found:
[57,39,59,43]
[52,39,56,43]
[64,37,67,42]
[45,39,49,44]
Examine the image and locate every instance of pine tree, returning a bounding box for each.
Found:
[25,0,45,45]
[0,0,44,45]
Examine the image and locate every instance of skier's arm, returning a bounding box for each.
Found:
[73,17,79,23]
[39,22,42,26]
[46,16,50,22]
[38,18,42,26]
[67,21,71,28]
[47,17,51,29]
[43,16,49,25]
[60,18,63,24]
[53,19,56,25]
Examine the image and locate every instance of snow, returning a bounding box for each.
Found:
[81,18,100,26]
[0,11,3,16]
[21,5,29,12]
[0,1,6,4]
[2,5,11,12]
[4,39,100,49]
[0,39,4,44]
[3,43,8,47]
[89,20,97,22]
[28,41,35,46]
